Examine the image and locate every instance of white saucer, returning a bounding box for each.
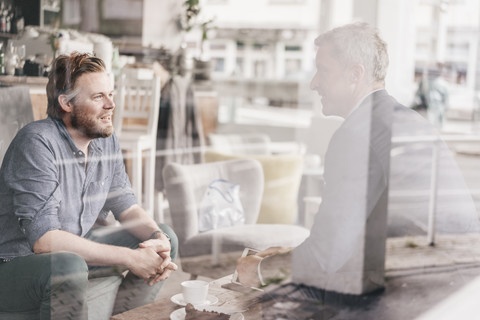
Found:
[169,307,244,320]
[169,308,185,320]
[170,293,218,306]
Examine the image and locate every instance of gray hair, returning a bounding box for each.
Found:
[315,22,389,84]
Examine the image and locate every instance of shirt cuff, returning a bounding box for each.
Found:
[23,212,62,249]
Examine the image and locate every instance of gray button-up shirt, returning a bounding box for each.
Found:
[0,117,137,259]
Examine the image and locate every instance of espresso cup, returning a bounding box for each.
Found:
[181,280,209,305]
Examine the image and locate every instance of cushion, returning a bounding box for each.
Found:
[181,224,310,257]
[204,151,304,224]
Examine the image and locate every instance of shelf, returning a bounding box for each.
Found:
[0,75,48,87]
[42,5,60,12]
[0,33,18,40]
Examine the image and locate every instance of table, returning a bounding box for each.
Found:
[110,275,263,320]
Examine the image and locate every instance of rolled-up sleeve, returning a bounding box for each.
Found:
[4,133,62,248]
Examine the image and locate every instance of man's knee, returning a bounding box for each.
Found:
[158,223,178,261]
[49,252,88,290]
[50,252,88,276]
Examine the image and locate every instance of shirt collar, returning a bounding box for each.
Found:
[347,89,385,118]
[50,117,103,156]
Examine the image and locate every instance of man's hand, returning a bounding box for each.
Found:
[139,237,171,255]
[236,254,263,288]
[235,246,293,288]
[117,206,178,285]
[139,237,178,286]
[126,246,165,280]
[257,246,291,258]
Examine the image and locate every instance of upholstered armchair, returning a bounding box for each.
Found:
[163,158,309,278]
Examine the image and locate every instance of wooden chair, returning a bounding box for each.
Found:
[114,68,161,218]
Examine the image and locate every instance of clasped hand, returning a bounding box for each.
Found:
[130,238,178,286]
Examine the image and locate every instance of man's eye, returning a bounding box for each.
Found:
[94,95,103,100]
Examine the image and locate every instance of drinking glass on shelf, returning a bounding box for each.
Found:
[5,42,17,76]
[14,44,26,68]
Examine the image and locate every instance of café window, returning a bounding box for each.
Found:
[213,58,225,72]
[235,58,244,75]
[254,60,267,78]
[285,45,302,52]
[210,43,227,51]
[253,43,269,51]
[269,0,305,4]
[237,41,245,51]
[285,58,301,76]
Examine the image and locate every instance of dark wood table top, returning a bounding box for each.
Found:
[110,275,264,320]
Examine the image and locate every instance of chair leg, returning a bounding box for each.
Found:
[132,144,143,207]
[144,146,156,217]
[154,191,164,223]
[211,234,222,265]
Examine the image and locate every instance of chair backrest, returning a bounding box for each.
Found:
[204,151,304,225]
[207,133,272,155]
[113,68,161,137]
[163,158,264,247]
[0,86,34,166]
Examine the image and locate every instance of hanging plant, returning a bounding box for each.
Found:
[183,0,201,32]
[199,18,216,58]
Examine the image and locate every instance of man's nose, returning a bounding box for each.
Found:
[105,96,115,109]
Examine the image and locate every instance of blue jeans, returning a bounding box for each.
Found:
[0,223,178,320]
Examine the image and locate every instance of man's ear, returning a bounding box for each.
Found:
[58,94,73,113]
[350,64,365,83]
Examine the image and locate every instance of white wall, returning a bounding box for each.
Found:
[200,0,319,29]
[142,0,183,50]
[378,0,417,106]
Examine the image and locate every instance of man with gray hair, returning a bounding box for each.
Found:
[236,22,476,303]
[237,21,395,294]
[311,22,389,118]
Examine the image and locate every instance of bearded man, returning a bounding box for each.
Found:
[0,52,177,319]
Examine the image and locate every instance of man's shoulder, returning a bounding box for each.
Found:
[7,118,60,151]
[17,117,59,139]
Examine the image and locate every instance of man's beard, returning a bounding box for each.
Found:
[71,105,113,139]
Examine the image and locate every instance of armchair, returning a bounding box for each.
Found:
[163,158,309,278]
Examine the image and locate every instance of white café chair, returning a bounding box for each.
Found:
[163,158,310,279]
[114,68,161,218]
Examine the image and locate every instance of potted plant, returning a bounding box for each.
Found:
[193,18,215,81]
[181,0,216,81]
